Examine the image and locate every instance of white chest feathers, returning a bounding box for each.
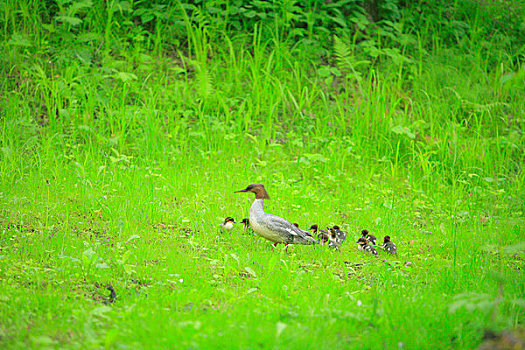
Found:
[221,221,234,231]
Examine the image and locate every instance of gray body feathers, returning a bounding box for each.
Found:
[383,241,397,254]
[249,199,316,245]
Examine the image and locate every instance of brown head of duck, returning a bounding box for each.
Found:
[235,183,270,199]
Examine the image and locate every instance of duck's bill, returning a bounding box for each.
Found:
[235,188,248,193]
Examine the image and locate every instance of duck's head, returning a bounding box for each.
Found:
[309,224,318,233]
[223,217,236,224]
[293,223,299,228]
[241,218,249,225]
[333,225,341,230]
[383,235,391,244]
[357,237,367,245]
[235,184,270,199]
[361,229,369,237]
[329,227,337,239]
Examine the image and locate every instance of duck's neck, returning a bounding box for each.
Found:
[249,198,265,219]
[254,188,270,199]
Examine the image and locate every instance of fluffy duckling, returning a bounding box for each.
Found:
[332,225,347,244]
[383,235,397,254]
[241,218,255,235]
[327,226,348,250]
[328,229,340,250]
[220,217,236,231]
[241,218,250,230]
[235,184,316,252]
[357,237,378,256]
[361,229,377,245]
[310,224,329,243]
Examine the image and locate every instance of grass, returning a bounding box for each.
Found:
[0,1,524,348]
[2,160,522,349]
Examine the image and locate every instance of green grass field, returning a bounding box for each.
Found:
[1,1,524,348]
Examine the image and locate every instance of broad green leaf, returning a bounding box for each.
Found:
[56,15,83,26]
[96,262,109,269]
[244,267,257,278]
[83,248,96,261]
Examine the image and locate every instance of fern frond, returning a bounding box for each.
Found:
[333,36,352,72]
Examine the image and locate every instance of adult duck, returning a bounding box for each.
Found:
[235,184,316,251]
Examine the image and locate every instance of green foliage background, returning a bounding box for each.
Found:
[2,1,524,184]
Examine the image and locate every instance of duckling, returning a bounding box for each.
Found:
[332,225,347,244]
[235,184,316,251]
[383,235,397,254]
[357,237,378,256]
[241,218,255,235]
[361,229,377,245]
[220,217,236,231]
[309,224,329,243]
[328,229,340,250]
[327,226,347,250]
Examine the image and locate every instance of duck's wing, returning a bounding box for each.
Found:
[366,245,378,255]
[336,230,347,243]
[385,242,397,254]
[328,239,340,250]
[317,231,329,242]
[262,213,317,244]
